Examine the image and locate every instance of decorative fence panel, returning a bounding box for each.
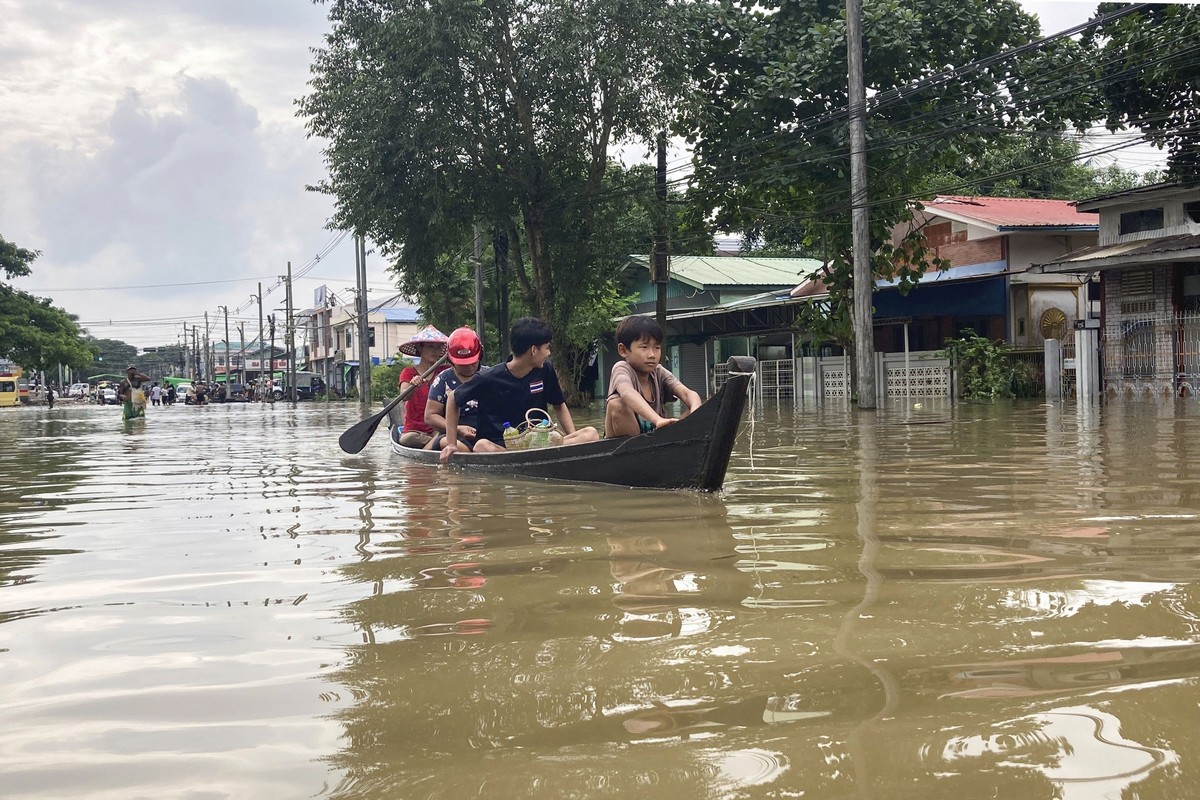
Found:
[1101,310,1200,395]
[881,353,951,399]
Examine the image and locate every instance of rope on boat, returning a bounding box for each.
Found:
[747,370,757,470]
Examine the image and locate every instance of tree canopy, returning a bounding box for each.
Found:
[1087,3,1200,182]
[300,0,704,401]
[927,131,1152,201]
[0,235,94,373]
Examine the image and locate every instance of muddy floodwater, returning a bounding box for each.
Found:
[2,397,1199,799]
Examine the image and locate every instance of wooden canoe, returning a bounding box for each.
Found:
[390,359,755,491]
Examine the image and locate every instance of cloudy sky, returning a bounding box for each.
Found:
[0,0,1165,350]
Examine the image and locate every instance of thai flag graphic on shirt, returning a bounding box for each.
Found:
[529,380,544,394]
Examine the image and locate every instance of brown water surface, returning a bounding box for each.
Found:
[1,398,1198,798]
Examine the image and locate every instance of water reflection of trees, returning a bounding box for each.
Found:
[0,411,91,598]
[323,490,888,797]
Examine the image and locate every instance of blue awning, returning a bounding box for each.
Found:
[874,274,1006,318]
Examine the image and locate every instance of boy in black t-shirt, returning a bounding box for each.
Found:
[440,318,600,461]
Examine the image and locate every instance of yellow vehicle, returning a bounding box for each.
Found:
[0,375,19,407]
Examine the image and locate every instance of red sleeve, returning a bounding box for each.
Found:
[399,366,417,385]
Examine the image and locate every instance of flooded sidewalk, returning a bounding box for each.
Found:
[1,398,1198,798]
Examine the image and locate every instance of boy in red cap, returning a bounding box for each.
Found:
[425,327,484,452]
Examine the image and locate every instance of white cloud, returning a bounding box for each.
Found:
[0,0,1170,349]
[0,0,380,349]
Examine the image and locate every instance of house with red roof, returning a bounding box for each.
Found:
[600,198,1099,404]
[881,195,1099,354]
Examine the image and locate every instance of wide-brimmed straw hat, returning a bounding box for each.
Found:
[398,325,449,356]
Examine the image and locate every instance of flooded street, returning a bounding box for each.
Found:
[2,397,1199,799]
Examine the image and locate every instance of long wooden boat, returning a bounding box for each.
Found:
[390,358,755,491]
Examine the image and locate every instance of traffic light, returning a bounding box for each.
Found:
[97,355,104,362]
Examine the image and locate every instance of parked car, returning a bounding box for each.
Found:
[69,382,89,398]
[100,386,118,405]
[272,372,326,401]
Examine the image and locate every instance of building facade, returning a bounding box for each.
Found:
[303,293,424,394]
[1035,183,1200,396]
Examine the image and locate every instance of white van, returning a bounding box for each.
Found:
[69,382,89,398]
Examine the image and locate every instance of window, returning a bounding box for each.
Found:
[1182,264,1200,313]
[368,327,376,348]
[1119,208,1164,235]
[1123,269,1154,296]
[1186,201,1200,224]
[346,332,353,350]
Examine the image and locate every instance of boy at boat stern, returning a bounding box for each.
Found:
[604,316,702,438]
[440,317,600,462]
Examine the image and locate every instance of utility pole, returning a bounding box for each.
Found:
[181,322,189,378]
[495,228,510,356]
[354,235,371,403]
[256,281,264,387]
[191,326,200,380]
[268,313,276,394]
[472,224,485,334]
[238,322,246,386]
[285,260,296,403]
[220,305,231,386]
[653,131,669,329]
[203,311,210,380]
[847,0,876,409]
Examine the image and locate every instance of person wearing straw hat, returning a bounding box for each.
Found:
[394,325,450,449]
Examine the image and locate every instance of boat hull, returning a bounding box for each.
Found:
[390,371,752,491]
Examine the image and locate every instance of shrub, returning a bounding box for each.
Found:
[940,329,1015,400]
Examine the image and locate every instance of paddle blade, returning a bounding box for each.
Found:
[337,353,447,454]
[338,409,389,454]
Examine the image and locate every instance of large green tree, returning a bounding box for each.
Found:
[1086,3,1200,182]
[301,0,703,402]
[0,235,93,373]
[677,0,1089,355]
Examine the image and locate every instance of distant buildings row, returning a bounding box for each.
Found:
[282,182,1200,403]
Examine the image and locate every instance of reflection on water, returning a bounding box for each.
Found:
[1,398,1199,798]
[931,705,1177,799]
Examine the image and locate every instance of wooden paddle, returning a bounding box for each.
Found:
[338,354,449,454]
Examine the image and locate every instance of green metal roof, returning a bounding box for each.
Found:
[626,255,819,290]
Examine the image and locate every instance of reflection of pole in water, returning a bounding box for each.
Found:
[833,411,900,798]
[354,467,378,560]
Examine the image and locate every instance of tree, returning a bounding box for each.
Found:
[300,0,703,403]
[84,337,139,375]
[929,130,1150,199]
[0,235,93,373]
[1086,4,1200,182]
[1,236,38,280]
[677,0,1087,361]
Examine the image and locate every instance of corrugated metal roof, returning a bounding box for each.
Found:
[378,306,421,323]
[1035,233,1200,273]
[627,255,820,289]
[926,195,1099,230]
